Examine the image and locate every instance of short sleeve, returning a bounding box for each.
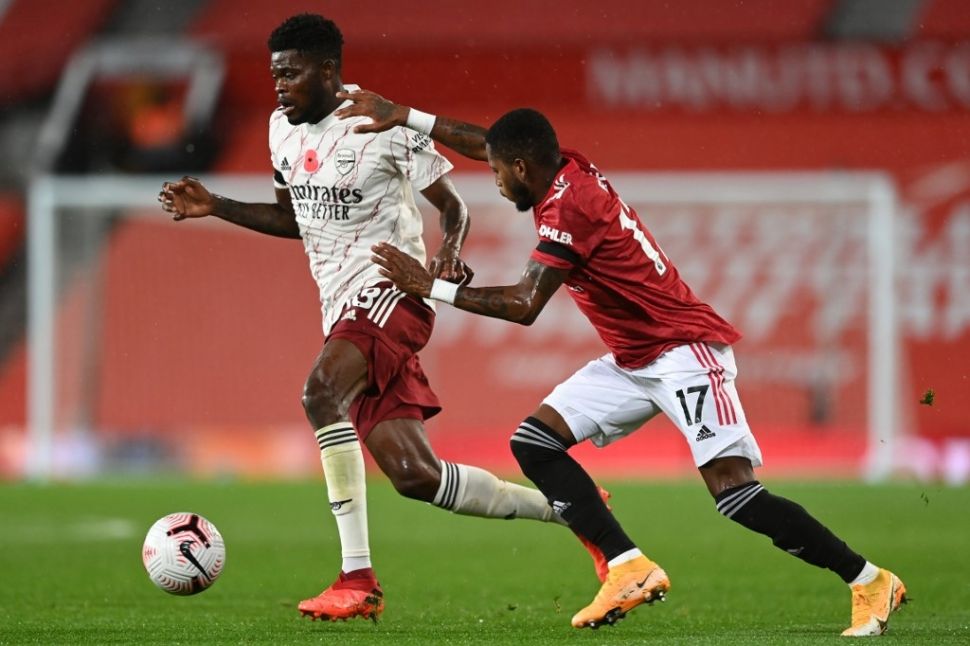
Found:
[269,111,288,190]
[387,127,454,192]
[273,167,287,189]
[530,197,595,269]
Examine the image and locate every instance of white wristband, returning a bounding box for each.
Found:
[405,108,436,136]
[429,278,459,305]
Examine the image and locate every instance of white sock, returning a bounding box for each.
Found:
[849,561,880,586]
[607,548,643,568]
[315,423,371,573]
[433,461,565,524]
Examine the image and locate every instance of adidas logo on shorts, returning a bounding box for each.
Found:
[695,425,716,441]
[552,500,572,515]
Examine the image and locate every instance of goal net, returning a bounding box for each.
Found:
[24,172,900,480]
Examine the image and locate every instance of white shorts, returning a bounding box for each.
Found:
[543,343,763,468]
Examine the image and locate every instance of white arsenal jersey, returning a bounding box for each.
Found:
[269,84,453,335]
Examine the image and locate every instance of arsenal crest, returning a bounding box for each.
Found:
[335,149,355,175]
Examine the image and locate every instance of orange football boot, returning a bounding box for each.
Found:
[571,555,670,629]
[841,568,907,637]
[298,568,384,622]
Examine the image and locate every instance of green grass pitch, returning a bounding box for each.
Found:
[1,479,967,644]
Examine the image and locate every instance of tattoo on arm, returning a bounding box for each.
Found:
[431,117,488,161]
[454,260,567,324]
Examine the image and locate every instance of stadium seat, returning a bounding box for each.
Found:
[0,196,24,270]
[0,0,118,105]
[192,0,834,47]
[916,0,970,39]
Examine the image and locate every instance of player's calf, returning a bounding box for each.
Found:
[713,480,868,583]
[510,416,637,559]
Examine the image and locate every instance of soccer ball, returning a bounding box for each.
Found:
[142,512,226,595]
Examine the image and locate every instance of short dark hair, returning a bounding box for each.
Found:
[268,13,343,67]
[485,108,560,169]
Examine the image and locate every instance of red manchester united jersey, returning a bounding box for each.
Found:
[530,149,741,369]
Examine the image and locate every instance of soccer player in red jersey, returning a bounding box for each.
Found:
[158,14,606,623]
[338,91,907,636]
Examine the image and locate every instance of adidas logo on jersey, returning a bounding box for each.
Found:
[695,425,716,441]
[551,174,570,200]
[280,157,291,170]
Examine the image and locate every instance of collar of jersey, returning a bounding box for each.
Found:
[306,83,360,135]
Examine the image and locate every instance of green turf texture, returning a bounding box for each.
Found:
[1,479,967,644]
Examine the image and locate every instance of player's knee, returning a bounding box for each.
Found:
[700,456,757,498]
[509,435,532,469]
[509,417,566,482]
[386,459,439,502]
[510,416,567,475]
[301,371,343,428]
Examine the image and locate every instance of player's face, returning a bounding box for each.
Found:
[270,50,332,125]
[486,145,534,212]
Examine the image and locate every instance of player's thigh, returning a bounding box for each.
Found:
[542,354,661,446]
[303,338,369,411]
[641,343,762,469]
[326,282,441,435]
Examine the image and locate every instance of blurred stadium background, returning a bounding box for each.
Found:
[1,0,969,484]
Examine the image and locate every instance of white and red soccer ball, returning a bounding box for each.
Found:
[142,512,226,595]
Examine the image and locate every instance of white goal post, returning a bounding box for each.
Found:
[26,172,900,481]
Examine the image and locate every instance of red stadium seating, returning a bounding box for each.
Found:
[7,0,970,479]
[0,196,24,268]
[192,0,834,47]
[917,0,970,39]
[0,0,117,104]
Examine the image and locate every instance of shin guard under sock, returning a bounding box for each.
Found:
[511,416,636,560]
[715,481,866,582]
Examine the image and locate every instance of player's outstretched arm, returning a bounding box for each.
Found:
[335,89,488,162]
[159,177,301,239]
[372,242,567,325]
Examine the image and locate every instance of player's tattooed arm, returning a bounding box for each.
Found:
[335,89,487,161]
[427,117,488,162]
[372,243,566,325]
[159,177,300,239]
[453,260,567,325]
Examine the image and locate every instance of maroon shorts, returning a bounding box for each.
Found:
[327,282,441,440]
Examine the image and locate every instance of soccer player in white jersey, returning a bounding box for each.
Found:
[158,13,605,623]
[337,90,907,637]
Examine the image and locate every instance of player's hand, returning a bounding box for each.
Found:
[158,176,216,221]
[335,89,409,134]
[371,242,434,297]
[429,247,474,286]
